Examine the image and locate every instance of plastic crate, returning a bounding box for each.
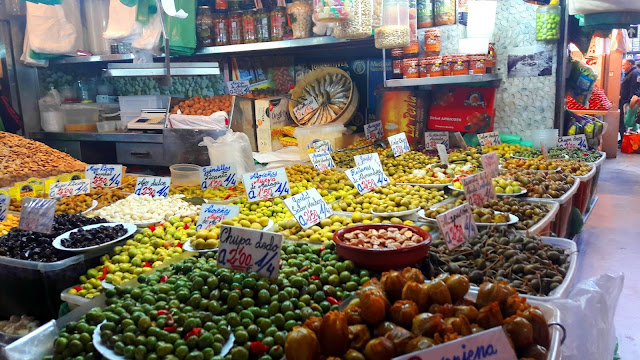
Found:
[574,165,596,215]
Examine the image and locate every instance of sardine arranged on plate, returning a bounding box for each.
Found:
[293,73,352,125]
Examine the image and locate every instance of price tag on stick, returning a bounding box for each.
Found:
[48,179,91,198]
[437,144,449,165]
[425,131,449,150]
[557,135,588,150]
[354,152,382,167]
[0,194,9,222]
[18,197,57,233]
[480,152,500,178]
[345,161,390,194]
[217,225,283,279]
[200,163,238,189]
[436,203,478,250]
[196,204,241,231]
[243,168,290,202]
[454,132,468,150]
[85,164,123,188]
[309,152,336,172]
[310,140,333,153]
[460,171,496,207]
[134,177,171,197]
[364,121,384,141]
[284,188,332,229]
[388,132,411,157]
[477,132,501,147]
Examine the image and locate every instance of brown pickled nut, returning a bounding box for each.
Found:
[341,227,424,249]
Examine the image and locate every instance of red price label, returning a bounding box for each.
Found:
[56,188,73,197]
[360,178,376,192]
[91,176,108,187]
[302,209,320,225]
[208,179,223,188]
[451,224,463,244]
[257,187,273,199]
[482,139,492,147]
[140,187,156,196]
[224,247,253,268]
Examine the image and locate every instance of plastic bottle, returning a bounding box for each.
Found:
[536,0,560,41]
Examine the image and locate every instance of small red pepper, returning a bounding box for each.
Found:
[143,262,152,268]
[184,327,202,339]
[236,287,241,291]
[310,275,320,281]
[157,309,169,316]
[175,242,183,249]
[72,286,83,292]
[250,341,269,355]
[160,275,169,283]
[163,326,177,333]
[184,223,189,230]
[97,266,109,280]
[224,193,232,200]
[327,296,341,305]
[149,225,156,231]
[320,245,326,251]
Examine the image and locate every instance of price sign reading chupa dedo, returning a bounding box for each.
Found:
[425,131,449,150]
[18,197,57,233]
[217,225,283,279]
[557,135,588,150]
[0,194,8,222]
[388,132,411,157]
[477,131,501,147]
[48,179,91,198]
[481,152,500,178]
[196,204,241,231]
[364,121,384,141]
[354,152,382,167]
[284,188,332,229]
[309,151,336,172]
[85,164,123,188]
[243,168,290,202]
[437,144,449,165]
[436,203,478,250]
[134,177,171,197]
[200,163,238,189]
[345,161,390,194]
[460,171,496,207]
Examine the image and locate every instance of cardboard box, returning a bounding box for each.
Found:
[427,86,496,133]
[377,90,428,147]
[255,96,295,152]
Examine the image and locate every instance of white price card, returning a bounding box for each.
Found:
[388,132,411,157]
[364,121,384,141]
[460,171,496,207]
[18,197,57,233]
[217,225,283,279]
[133,177,171,197]
[437,144,449,165]
[354,152,382,167]
[225,80,251,95]
[454,132,468,150]
[85,165,123,188]
[243,168,290,202]
[284,188,332,229]
[48,179,91,198]
[391,327,517,360]
[200,163,238,189]
[309,139,333,153]
[309,151,336,172]
[425,131,449,150]
[0,194,8,222]
[345,161,390,194]
[196,204,241,231]
[557,135,587,150]
[436,203,478,250]
[480,152,499,178]
[294,97,319,120]
[477,131,501,147]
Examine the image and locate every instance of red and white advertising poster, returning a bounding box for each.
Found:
[427,86,496,133]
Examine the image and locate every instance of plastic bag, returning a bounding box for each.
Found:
[132,11,162,52]
[25,0,82,55]
[566,59,597,106]
[104,0,141,40]
[161,0,196,56]
[611,29,632,54]
[169,111,229,129]
[199,132,256,176]
[551,273,623,360]
[20,27,48,67]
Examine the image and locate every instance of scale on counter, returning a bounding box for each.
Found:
[126,109,167,130]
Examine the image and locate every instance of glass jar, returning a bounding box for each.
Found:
[442,55,452,76]
[403,58,419,79]
[372,0,382,27]
[270,7,286,40]
[486,42,496,73]
[288,2,314,39]
[196,6,214,48]
[449,55,469,76]
[375,0,410,49]
[418,58,428,78]
[313,0,352,23]
[334,0,373,40]
[213,13,229,46]
[417,0,433,28]
[424,28,441,56]
[536,1,560,41]
[229,11,244,44]
[243,10,257,43]
[256,9,270,42]
[427,56,444,77]
[434,0,455,25]
[468,54,486,74]
[403,0,419,55]
[391,48,405,79]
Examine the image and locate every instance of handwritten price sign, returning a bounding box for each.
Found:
[85,165,123,188]
[354,152,382,167]
[437,144,449,165]
[309,152,336,172]
[134,177,171,198]
[309,139,333,154]
[477,132,501,147]
[48,179,91,198]
[425,131,449,150]
[201,163,237,189]
[364,121,384,141]
[217,225,283,279]
[284,188,332,229]
[196,204,241,231]
[0,194,8,222]
[480,152,500,178]
[243,168,290,202]
[460,171,496,207]
[388,132,411,157]
[436,203,478,250]
[18,197,57,233]
[454,132,468,150]
[557,135,588,150]
[293,97,319,120]
[345,161,390,194]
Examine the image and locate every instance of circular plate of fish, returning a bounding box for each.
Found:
[289,68,355,125]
